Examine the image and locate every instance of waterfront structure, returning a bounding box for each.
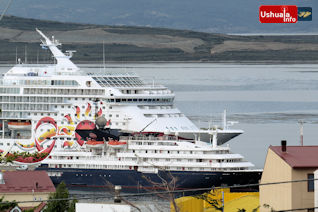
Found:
[260,141,318,212]
[0,29,261,190]
[0,171,55,207]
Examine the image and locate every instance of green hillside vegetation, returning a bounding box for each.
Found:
[0,15,318,63]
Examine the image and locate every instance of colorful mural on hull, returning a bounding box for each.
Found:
[1,102,108,164]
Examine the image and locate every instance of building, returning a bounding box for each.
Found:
[0,170,55,207]
[260,141,318,212]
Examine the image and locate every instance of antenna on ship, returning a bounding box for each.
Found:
[15,46,17,64]
[103,40,106,71]
[223,109,227,130]
[212,125,218,148]
[24,45,27,64]
[37,49,39,64]
[299,120,305,146]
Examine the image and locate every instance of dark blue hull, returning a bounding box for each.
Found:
[37,166,262,193]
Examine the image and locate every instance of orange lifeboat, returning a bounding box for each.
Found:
[8,121,31,130]
[107,140,127,149]
[86,140,104,148]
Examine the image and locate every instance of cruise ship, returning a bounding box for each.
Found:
[0,29,261,191]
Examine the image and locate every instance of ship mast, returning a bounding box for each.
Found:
[36,28,79,72]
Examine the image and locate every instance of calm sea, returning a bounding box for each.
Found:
[2,63,318,168]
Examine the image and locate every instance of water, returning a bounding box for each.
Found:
[1,63,318,168]
[80,63,318,168]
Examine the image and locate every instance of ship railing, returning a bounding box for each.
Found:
[0,79,79,87]
[120,135,188,143]
[2,136,31,140]
[87,72,138,77]
[112,84,166,89]
[120,135,169,141]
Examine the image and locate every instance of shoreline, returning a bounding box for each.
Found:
[1,60,318,66]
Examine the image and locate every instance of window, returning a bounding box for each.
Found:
[308,174,314,192]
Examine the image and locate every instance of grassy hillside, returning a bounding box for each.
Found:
[0,16,318,63]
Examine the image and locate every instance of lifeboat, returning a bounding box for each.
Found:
[107,140,127,149]
[8,121,31,130]
[86,140,104,148]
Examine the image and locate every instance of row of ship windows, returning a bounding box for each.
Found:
[55,105,111,110]
[138,105,173,110]
[130,149,230,155]
[24,88,104,95]
[132,141,176,146]
[120,89,172,95]
[51,164,242,171]
[0,79,78,86]
[0,87,20,94]
[138,158,239,163]
[144,114,184,118]
[0,97,111,103]
[2,104,50,111]
[32,119,124,127]
[0,96,64,103]
[53,155,239,163]
[106,98,173,103]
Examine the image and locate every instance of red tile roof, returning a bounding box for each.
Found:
[0,171,55,193]
[270,145,318,168]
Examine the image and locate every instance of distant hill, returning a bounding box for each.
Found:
[0,16,318,63]
[4,0,318,34]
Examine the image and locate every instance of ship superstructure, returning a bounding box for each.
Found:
[0,29,241,152]
[0,29,261,190]
[40,135,261,190]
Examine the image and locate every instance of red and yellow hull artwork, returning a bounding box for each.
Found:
[1,102,105,164]
[85,103,92,117]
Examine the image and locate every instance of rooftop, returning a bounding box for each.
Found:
[0,171,55,193]
[270,145,318,168]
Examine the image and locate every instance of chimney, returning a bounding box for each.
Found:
[281,140,287,152]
